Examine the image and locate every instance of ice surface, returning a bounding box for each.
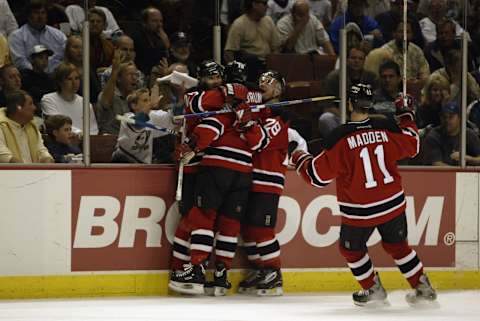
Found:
[0,290,479,321]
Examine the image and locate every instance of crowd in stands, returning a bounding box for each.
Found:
[0,0,479,166]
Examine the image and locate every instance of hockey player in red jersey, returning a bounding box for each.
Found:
[292,84,437,306]
[239,71,307,296]
[169,60,225,276]
[169,62,270,296]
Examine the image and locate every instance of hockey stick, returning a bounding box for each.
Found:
[175,118,191,201]
[172,95,337,121]
[115,114,179,135]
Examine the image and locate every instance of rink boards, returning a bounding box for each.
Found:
[0,167,478,299]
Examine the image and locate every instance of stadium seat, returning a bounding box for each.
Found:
[312,54,337,81]
[90,135,118,163]
[266,54,314,82]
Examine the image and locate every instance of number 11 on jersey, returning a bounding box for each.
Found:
[359,145,394,189]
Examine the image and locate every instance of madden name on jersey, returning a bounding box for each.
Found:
[347,130,389,149]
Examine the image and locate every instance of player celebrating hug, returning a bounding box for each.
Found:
[292,84,437,306]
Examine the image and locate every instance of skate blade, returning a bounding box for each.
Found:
[354,298,390,308]
[204,285,229,296]
[238,287,257,295]
[168,281,204,295]
[256,287,283,297]
[406,296,439,308]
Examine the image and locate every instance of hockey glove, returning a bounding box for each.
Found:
[173,135,198,164]
[394,93,415,120]
[290,150,313,174]
[234,103,256,132]
[222,83,249,107]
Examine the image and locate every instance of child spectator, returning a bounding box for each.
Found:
[44,114,81,163]
[112,88,177,164]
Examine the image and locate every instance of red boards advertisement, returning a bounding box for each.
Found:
[71,168,455,271]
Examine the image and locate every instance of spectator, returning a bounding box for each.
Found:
[0,90,53,163]
[63,34,101,104]
[430,48,480,105]
[168,31,197,77]
[0,0,18,37]
[132,7,170,76]
[417,74,450,129]
[423,101,480,166]
[266,0,294,23]
[309,0,332,28]
[419,0,463,44]
[65,0,121,39]
[277,0,335,55]
[44,114,81,163]
[0,34,10,68]
[98,35,145,89]
[21,45,56,113]
[371,59,402,118]
[8,0,67,74]
[375,0,424,48]
[88,8,114,72]
[381,19,430,88]
[224,0,281,81]
[0,64,22,107]
[363,46,392,75]
[112,88,176,164]
[328,0,383,53]
[41,62,98,135]
[424,19,480,73]
[96,59,139,135]
[46,0,70,31]
[324,45,378,97]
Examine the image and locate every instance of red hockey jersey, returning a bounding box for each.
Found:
[297,115,420,227]
[185,87,269,173]
[252,117,289,195]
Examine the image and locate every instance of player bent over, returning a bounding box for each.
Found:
[292,84,437,306]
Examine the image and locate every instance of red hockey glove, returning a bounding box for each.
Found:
[394,93,415,120]
[290,150,313,174]
[222,83,249,106]
[234,102,256,131]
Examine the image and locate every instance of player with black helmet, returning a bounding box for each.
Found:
[291,83,437,306]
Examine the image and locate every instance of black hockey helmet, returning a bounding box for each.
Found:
[198,59,224,79]
[224,60,248,84]
[170,31,190,48]
[349,83,373,109]
[259,70,286,94]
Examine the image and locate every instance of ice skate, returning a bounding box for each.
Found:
[353,272,388,306]
[204,263,231,296]
[256,269,283,296]
[406,274,437,305]
[238,269,265,294]
[168,263,205,295]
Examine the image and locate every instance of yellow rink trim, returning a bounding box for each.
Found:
[0,271,479,299]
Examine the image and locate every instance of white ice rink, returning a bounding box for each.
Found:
[0,291,479,321]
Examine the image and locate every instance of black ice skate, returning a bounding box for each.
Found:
[204,263,232,296]
[353,272,388,306]
[168,263,205,295]
[256,269,283,296]
[406,274,437,305]
[238,269,265,294]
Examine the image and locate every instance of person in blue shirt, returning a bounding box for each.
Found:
[8,0,67,74]
[44,114,81,163]
[328,0,383,53]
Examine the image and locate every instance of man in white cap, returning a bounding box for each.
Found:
[21,45,56,113]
